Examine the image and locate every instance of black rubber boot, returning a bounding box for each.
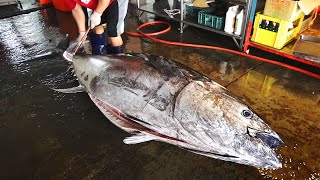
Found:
[89,32,107,55]
[106,44,125,54]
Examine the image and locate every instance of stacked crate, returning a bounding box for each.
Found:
[251,0,304,49]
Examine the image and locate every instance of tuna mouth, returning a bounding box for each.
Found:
[247,127,283,149]
[189,148,282,169]
[256,132,283,149]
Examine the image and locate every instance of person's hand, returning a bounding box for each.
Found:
[75,31,86,42]
[89,11,102,29]
[66,31,86,53]
[63,32,86,61]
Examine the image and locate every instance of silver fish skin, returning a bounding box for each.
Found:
[71,54,283,169]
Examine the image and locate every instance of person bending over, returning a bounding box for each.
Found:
[64,0,128,57]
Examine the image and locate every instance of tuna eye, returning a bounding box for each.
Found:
[242,110,252,118]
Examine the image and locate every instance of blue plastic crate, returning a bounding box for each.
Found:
[185,4,210,21]
[198,9,225,30]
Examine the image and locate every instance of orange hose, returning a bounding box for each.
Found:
[126,21,320,79]
[126,21,171,37]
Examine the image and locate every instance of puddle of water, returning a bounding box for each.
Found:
[0,10,62,65]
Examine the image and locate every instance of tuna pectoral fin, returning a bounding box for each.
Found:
[123,133,158,144]
[51,85,85,93]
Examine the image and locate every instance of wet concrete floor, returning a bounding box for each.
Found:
[0,5,319,180]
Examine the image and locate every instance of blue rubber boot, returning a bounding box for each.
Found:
[89,32,107,55]
[106,44,125,54]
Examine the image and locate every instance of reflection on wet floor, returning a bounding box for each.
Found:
[0,6,319,179]
[0,10,62,65]
[228,66,320,179]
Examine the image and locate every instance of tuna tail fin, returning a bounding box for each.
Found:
[51,85,85,93]
[123,133,158,144]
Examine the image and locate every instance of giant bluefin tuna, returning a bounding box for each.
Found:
[58,53,283,169]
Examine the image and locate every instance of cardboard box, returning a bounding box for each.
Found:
[264,0,302,21]
[299,0,320,15]
[264,0,320,21]
[299,10,316,33]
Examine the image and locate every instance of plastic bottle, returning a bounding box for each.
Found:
[224,5,239,33]
[273,22,279,32]
[259,20,266,29]
[234,9,244,35]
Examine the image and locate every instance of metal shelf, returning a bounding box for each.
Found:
[138,3,242,39]
[136,0,254,51]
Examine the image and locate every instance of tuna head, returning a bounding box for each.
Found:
[72,55,108,93]
[176,81,283,169]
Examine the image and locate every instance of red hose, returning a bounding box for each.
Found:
[126,21,320,79]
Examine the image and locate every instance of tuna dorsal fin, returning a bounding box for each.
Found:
[123,133,158,144]
[51,85,85,93]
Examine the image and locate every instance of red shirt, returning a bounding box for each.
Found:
[64,0,114,10]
